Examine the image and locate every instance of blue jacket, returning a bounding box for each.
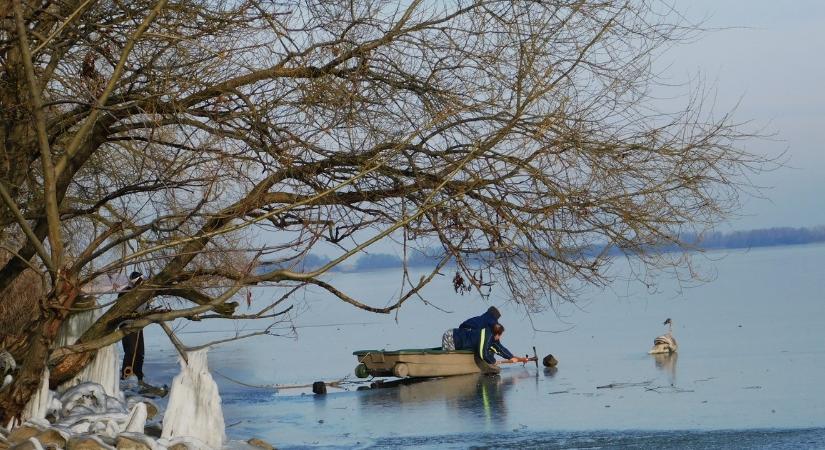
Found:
[452,327,497,364]
[459,311,514,359]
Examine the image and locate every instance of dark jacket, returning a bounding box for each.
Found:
[459,311,514,359]
[452,327,497,364]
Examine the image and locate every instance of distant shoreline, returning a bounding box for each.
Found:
[260,225,825,273]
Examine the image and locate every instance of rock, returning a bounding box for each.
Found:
[247,438,276,450]
[67,435,115,450]
[115,434,153,450]
[162,437,211,450]
[311,382,326,395]
[542,354,558,368]
[143,424,162,439]
[9,437,43,450]
[7,425,45,445]
[34,429,67,449]
[125,397,158,419]
[144,402,158,420]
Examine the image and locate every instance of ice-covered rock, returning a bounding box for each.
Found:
[6,422,47,443]
[31,427,68,449]
[126,397,158,419]
[158,436,213,450]
[116,432,158,450]
[60,382,108,417]
[161,349,225,450]
[66,434,115,450]
[55,412,128,436]
[11,437,46,450]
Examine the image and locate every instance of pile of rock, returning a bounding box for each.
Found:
[0,381,165,450]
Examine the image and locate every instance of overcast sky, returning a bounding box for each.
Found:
[667,0,825,229]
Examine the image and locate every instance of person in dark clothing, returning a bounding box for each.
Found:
[446,323,527,365]
[120,271,146,383]
[459,306,501,330]
[459,307,516,361]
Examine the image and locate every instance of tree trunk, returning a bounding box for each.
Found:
[0,282,80,422]
[0,325,50,423]
[49,351,95,387]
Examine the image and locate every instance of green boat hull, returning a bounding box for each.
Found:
[353,347,499,378]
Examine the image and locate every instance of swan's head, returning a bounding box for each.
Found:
[663,318,672,326]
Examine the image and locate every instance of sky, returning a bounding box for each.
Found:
[257,1,825,261]
[665,0,825,229]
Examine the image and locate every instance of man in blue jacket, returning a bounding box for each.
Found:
[447,323,506,364]
[442,322,528,365]
[459,307,516,362]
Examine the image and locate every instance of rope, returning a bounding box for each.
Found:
[212,368,358,391]
[122,331,140,379]
[212,368,277,390]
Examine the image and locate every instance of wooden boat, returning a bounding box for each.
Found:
[353,347,500,378]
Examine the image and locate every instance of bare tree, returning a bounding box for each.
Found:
[0,0,768,420]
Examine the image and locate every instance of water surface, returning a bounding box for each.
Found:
[143,244,825,448]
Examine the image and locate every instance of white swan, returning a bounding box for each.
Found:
[648,318,678,354]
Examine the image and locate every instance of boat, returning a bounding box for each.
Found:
[353,347,500,378]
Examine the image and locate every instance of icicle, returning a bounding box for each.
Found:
[55,307,121,400]
[59,343,122,400]
[55,309,96,348]
[21,366,50,421]
[124,402,147,433]
[161,348,225,450]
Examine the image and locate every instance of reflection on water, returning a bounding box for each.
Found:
[543,366,558,378]
[359,371,535,424]
[653,352,678,384]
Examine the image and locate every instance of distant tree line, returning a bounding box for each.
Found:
[262,226,825,272]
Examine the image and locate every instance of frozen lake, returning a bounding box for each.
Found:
[142,243,825,448]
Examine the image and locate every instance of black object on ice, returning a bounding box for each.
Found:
[543,354,558,368]
[312,381,327,395]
